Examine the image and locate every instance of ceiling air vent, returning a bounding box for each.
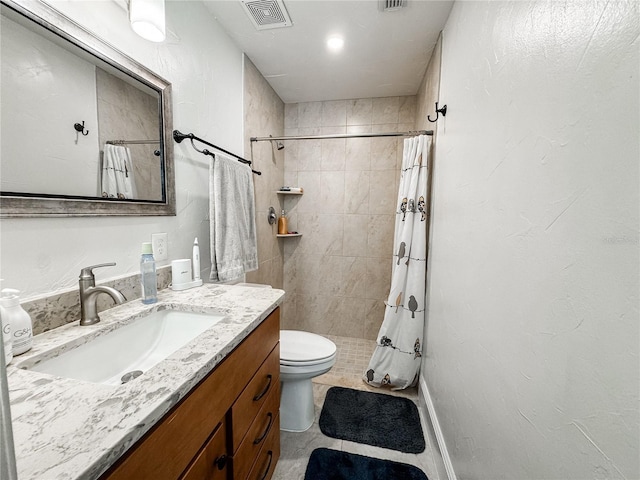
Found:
[240,0,293,30]
[379,0,407,12]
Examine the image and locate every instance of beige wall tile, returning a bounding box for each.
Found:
[284,170,298,187]
[324,296,363,338]
[283,130,299,172]
[320,138,346,170]
[284,103,298,128]
[243,56,283,289]
[372,96,400,124]
[282,95,416,337]
[345,137,371,172]
[346,98,373,126]
[399,96,417,124]
[297,127,322,171]
[370,136,398,170]
[342,215,369,257]
[343,214,369,257]
[280,293,297,330]
[295,293,327,331]
[363,298,386,340]
[296,254,322,295]
[340,256,368,298]
[320,171,345,213]
[296,171,321,213]
[369,170,397,214]
[297,213,343,255]
[299,102,323,128]
[283,250,298,292]
[345,170,370,214]
[368,214,395,258]
[365,256,392,301]
[322,100,347,127]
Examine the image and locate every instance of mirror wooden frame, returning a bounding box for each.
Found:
[0,0,176,217]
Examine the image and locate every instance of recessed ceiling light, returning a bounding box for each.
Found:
[326,35,344,52]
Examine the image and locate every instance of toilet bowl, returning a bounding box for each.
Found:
[280,330,336,432]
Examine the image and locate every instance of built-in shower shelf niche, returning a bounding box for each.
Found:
[276,188,302,237]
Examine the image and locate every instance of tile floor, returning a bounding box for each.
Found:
[273,334,442,479]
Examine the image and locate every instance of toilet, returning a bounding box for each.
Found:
[234,283,337,432]
[279,330,336,432]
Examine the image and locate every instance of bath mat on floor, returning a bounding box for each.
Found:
[304,448,428,480]
[319,386,425,454]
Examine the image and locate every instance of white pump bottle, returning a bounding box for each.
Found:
[0,289,33,356]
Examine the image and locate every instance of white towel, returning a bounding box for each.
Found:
[101,144,137,199]
[209,153,258,282]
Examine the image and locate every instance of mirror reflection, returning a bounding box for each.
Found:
[0,0,174,216]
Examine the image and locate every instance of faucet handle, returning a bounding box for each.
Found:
[79,263,116,280]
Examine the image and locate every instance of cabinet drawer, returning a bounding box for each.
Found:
[246,414,280,480]
[231,383,280,480]
[229,344,280,453]
[180,419,228,480]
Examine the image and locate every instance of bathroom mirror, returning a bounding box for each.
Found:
[0,0,175,217]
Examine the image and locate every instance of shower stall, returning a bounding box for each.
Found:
[253,96,429,388]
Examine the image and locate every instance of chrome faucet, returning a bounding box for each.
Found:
[79,263,126,326]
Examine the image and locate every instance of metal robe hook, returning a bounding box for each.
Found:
[427,102,447,123]
[74,121,89,136]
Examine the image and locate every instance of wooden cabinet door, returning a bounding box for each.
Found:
[181,420,228,480]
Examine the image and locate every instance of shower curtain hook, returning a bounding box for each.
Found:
[427,102,447,123]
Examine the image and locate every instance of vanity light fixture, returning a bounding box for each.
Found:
[129,0,166,42]
[326,35,344,53]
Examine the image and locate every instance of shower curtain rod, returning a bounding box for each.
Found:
[250,130,433,143]
[106,140,160,145]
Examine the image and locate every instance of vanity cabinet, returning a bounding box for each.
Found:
[100,307,280,480]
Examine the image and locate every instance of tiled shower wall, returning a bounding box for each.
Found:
[243,56,285,288]
[281,96,416,339]
[96,68,161,200]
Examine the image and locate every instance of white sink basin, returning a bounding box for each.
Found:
[27,309,225,385]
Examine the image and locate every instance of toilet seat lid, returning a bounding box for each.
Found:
[280,330,337,363]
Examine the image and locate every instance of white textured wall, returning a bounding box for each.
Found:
[1,14,99,197]
[0,0,244,298]
[424,1,639,479]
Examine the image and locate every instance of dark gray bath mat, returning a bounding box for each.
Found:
[319,386,425,454]
[304,448,428,480]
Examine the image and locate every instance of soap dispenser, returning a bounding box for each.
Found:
[0,289,32,356]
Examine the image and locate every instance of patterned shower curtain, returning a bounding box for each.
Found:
[364,134,430,390]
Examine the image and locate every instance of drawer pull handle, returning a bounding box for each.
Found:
[213,454,227,471]
[253,374,272,401]
[258,451,274,480]
[253,412,274,445]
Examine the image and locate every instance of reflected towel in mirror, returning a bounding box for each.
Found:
[101,144,137,199]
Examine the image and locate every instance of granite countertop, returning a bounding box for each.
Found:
[6,283,285,480]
